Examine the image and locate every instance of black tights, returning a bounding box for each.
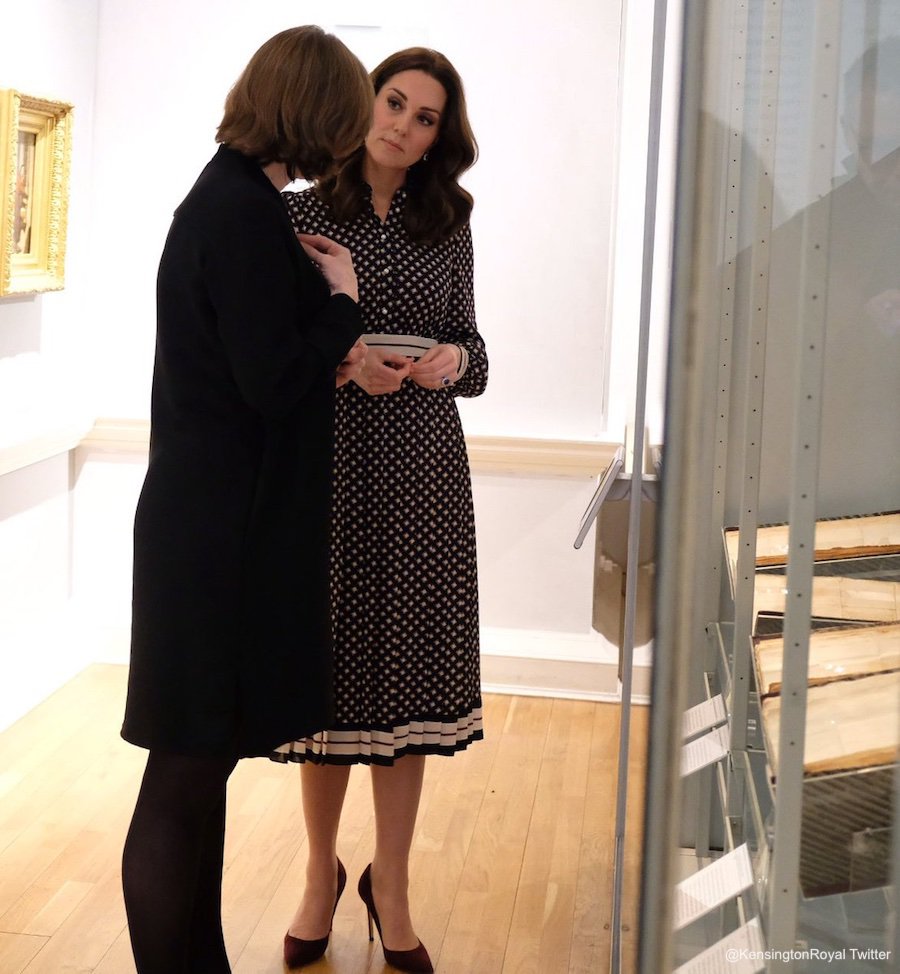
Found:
[122,750,238,974]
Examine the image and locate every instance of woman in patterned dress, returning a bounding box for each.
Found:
[274,48,487,973]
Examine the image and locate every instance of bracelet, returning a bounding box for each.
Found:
[455,344,469,381]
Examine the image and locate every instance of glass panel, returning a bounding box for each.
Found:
[642,2,900,971]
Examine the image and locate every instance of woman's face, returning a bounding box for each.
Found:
[365,69,447,172]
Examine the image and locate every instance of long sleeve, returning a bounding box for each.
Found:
[199,193,361,419]
[436,223,488,399]
[281,188,487,399]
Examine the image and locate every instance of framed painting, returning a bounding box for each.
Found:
[0,90,73,296]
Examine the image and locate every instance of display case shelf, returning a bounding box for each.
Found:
[696,519,899,966]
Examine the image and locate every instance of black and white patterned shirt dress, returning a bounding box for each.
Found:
[273,185,488,765]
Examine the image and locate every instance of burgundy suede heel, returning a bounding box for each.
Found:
[283,858,347,969]
[357,863,434,973]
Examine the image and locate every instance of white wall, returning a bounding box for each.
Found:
[0,455,81,725]
[0,0,99,440]
[86,0,625,440]
[0,0,101,726]
[0,0,667,729]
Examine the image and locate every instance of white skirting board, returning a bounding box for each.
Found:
[76,619,654,704]
[480,625,652,704]
[0,612,652,734]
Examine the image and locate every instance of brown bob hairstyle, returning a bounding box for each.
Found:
[318,47,478,246]
[217,26,372,182]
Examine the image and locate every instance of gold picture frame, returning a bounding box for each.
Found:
[0,90,73,296]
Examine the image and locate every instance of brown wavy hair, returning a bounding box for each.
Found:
[317,47,478,245]
[216,26,372,181]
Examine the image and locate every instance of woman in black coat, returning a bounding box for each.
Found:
[120,27,372,974]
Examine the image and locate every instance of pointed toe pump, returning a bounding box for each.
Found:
[357,864,434,974]
[283,858,347,969]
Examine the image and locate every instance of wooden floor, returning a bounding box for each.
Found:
[0,665,648,973]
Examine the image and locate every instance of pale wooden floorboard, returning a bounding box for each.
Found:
[0,664,647,973]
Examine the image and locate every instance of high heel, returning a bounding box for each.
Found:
[357,864,434,974]
[283,858,347,969]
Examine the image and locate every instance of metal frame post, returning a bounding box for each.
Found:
[725,0,784,855]
[609,1,668,971]
[727,0,783,769]
[638,1,717,969]
[765,3,842,962]
[690,0,752,862]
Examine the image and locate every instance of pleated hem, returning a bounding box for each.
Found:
[270,706,483,766]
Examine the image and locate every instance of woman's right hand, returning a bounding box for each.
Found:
[297,233,358,303]
[352,347,413,395]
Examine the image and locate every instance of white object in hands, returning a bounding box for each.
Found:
[362,334,437,359]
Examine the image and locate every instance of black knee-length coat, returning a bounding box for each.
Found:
[121,146,362,758]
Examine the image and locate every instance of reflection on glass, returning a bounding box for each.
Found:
[647,3,900,972]
[746,34,900,523]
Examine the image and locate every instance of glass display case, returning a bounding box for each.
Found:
[640,2,900,971]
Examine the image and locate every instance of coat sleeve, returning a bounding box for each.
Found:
[436,223,488,399]
[202,193,362,419]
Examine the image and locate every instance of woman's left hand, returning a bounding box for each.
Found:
[336,339,368,387]
[409,344,461,390]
